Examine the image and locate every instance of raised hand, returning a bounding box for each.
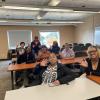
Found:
[40,59,48,66]
[79,59,88,68]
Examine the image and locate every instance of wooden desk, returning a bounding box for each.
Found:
[8,57,87,90]
[5,77,100,100]
[60,57,86,64]
[8,63,38,89]
[8,63,38,71]
[87,75,100,85]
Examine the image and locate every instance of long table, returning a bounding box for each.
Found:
[59,57,86,64]
[4,77,100,100]
[8,57,86,89]
[87,75,100,85]
[8,63,39,89]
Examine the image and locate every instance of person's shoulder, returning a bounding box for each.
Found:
[62,49,66,53]
[57,63,65,68]
[70,48,74,52]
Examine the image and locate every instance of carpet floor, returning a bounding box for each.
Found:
[0,60,12,100]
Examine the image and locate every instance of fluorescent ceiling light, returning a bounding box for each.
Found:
[2,6,41,11]
[0,20,8,22]
[48,0,61,6]
[74,11,98,14]
[51,21,84,24]
[31,21,84,24]
[1,6,73,12]
[0,20,84,24]
[42,8,73,12]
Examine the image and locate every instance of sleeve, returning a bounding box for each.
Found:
[26,53,36,63]
[84,58,91,75]
[58,65,78,84]
[33,64,42,75]
[61,50,66,58]
[92,70,100,76]
[33,64,47,75]
[70,49,75,57]
[85,67,90,75]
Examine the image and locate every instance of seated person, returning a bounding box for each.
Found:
[24,46,36,84]
[25,46,36,63]
[16,42,26,64]
[49,41,60,55]
[37,45,50,61]
[15,42,26,86]
[60,43,75,58]
[29,53,77,86]
[61,45,65,52]
[78,46,100,76]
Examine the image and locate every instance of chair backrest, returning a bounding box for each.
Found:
[79,43,84,47]
[73,45,81,52]
[85,43,92,49]
[11,49,16,53]
[81,46,87,51]
[75,51,88,57]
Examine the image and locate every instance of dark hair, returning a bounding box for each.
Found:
[40,45,48,49]
[53,41,58,46]
[20,42,25,45]
[34,36,38,39]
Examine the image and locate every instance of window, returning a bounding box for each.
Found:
[39,31,60,48]
[94,27,100,45]
[7,30,32,49]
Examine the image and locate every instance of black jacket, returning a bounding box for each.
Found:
[31,41,41,54]
[85,58,100,76]
[32,63,77,85]
[26,52,36,63]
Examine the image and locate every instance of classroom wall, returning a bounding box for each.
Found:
[0,25,75,59]
[75,14,100,44]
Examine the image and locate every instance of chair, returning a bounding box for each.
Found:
[85,43,92,49]
[73,45,81,52]
[79,43,84,47]
[75,51,88,57]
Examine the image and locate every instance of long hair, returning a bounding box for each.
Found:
[87,46,99,58]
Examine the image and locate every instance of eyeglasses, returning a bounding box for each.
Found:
[88,50,97,54]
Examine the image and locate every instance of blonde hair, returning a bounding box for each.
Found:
[87,46,99,57]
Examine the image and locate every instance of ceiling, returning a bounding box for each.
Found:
[0,0,100,26]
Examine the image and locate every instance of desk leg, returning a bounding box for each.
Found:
[11,71,14,90]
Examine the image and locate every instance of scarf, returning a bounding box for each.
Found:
[42,64,57,84]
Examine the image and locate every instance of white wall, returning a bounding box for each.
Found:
[75,14,100,44]
[0,25,75,59]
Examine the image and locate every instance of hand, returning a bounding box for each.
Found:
[52,80,60,86]
[16,44,19,48]
[79,59,88,68]
[40,59,48,66]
